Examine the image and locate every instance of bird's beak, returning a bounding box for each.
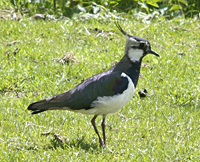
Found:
[149,49,159,57]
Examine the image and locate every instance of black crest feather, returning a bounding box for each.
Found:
[115,21,133,38]
[115,21,127,36]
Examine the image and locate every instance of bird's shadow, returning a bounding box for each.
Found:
[43,134,99,151]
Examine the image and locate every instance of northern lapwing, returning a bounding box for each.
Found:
[27,22,159,147]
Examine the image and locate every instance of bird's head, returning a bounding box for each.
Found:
[116,22,159,62]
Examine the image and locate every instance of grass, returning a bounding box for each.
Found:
[0,16,200,161]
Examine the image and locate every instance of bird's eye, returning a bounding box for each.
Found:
[140,43,145,48]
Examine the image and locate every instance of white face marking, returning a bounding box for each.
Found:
[128,48,144,62]
[129,37,137,42]
[76,73,135,115]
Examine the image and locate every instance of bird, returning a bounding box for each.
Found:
[27,22,159,147]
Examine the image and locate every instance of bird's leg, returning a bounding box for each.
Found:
[91,115,104,147]
[102,114,107,145]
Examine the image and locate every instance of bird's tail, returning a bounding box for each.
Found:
[28,92,70,115]
[27,99,56,115]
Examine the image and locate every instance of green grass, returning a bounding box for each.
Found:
[0,17,200,161]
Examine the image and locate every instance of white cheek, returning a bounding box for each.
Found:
[128,48,144,62]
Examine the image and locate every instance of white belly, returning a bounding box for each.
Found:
[77,73,135,115]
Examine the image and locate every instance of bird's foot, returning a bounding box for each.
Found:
[99,139,105,148]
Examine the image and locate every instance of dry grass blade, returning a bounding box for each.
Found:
[41,132,66,144]
[57,52,78,64]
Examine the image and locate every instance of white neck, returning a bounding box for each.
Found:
[128,48,144,62]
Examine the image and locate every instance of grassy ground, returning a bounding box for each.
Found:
[0,16,200,161]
